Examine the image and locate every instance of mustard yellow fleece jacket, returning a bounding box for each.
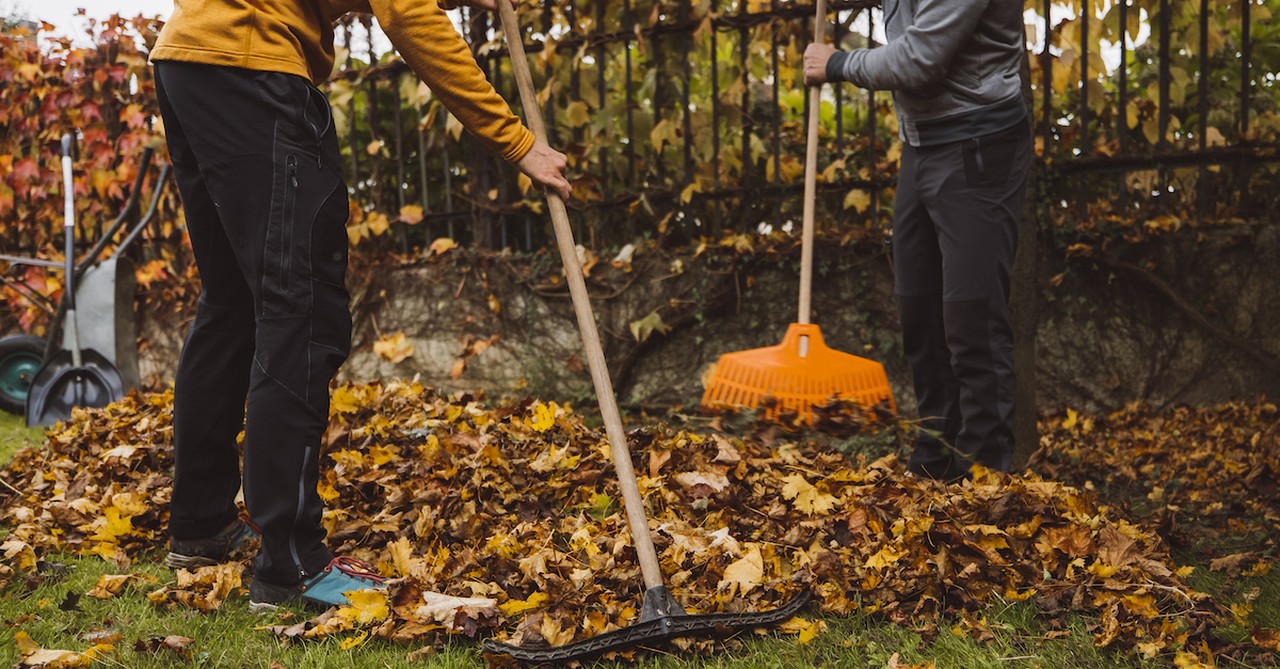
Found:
[150,0,535,162]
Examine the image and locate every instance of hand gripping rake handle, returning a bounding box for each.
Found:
[798,0,827,325]
[496,0,664,593]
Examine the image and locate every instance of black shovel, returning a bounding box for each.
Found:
[481,2,809,663]
[25,134,125,427]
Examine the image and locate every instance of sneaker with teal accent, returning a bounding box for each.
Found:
[248,556,387,613]
[165,518,258,569]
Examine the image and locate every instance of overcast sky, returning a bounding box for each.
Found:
[15,0,171,33]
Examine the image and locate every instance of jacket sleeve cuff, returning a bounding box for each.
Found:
[825,51,850,83]
[503,127,537,163]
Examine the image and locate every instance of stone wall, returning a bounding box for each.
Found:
[135,224,1280,414]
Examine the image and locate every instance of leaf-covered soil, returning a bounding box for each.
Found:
[0,385,1277,668]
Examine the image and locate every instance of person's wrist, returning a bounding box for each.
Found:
[825,51,849,83]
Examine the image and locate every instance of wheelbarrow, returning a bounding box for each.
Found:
[0,140,170,418]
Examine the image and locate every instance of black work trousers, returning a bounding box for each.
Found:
[156,61,350,585]
[892,121,1031,479]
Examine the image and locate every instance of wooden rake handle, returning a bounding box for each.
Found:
[799,0,827,325]
[497,0,666,591]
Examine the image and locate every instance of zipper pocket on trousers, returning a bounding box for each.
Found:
[281,155,298,291]
[970,137,985,176]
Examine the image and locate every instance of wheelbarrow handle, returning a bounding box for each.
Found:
[113,163,170,257]
[77,146,155,276]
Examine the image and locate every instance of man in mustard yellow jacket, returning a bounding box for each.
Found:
[152,0,569,611]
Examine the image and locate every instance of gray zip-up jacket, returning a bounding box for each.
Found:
[826,0,1027,146]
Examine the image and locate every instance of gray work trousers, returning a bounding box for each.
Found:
[892,120,1032,480]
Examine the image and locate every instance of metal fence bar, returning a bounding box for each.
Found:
[1240,0,1251,138]
[418,105,428,217]
[866,8,877,217]
[1041,0,1052,155]
[771,5,781,187]
[625,0,636,189]
[739,2,751,205]
[1080,0,1089,156]
[1118,0,1128,153]
[596,0,609,201]
[681,0,694,184]
[711,0,721,191]
[309,0,1278,255]
[1158,0,1170,150]
[1198,0,1210,214]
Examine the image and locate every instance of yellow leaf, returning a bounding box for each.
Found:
[388,537,416,577]
[719,544,763,595]
[2,540,36,572]
[629,310,671,344]
[864,544,908,571]
[337,589,389,625]
[779,616,826,644]
[87,574,144,600]
[346,222,369,246]
[15,631,40,655]
[88,506,134,543]
[369,445,399,466]
[331,385,361,414]
[650,119,679,153]
[529,402,556,433]
[680,182,700,204]
[366,212,390,237]
[366,139,385,156]
[317,480,340,503]
[373,332,415,364]
[499,591,548,617]
[540,612,576,647]
[429,237,458,256]
[565,100,590,128]
[1003,587,1037,601]
[780,474,839,515]
[339,630,369,650]
[398,205,424,225]
[1087,559,1120,578]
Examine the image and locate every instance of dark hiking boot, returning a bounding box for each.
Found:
[165,518,258,569]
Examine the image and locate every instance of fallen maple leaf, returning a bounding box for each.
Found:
[429,237,458,256]
[719,544,764,596]
[86,573,153,599]
[337,589,390,625]
[781,473,839,515]
[373,332,415,363]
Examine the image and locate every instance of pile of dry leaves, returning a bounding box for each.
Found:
[1033,401,1279,563]
[1,383,1272,666]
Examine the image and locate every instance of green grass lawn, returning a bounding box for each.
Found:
[0,551,1185,669]
[0,411,42,464]
[0,412,1275,668]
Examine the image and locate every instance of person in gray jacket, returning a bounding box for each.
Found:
[804,0,1031,481]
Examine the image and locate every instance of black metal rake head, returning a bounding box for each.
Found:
[482,587,811,664]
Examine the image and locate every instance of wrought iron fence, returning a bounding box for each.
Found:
[330,0,1278,252]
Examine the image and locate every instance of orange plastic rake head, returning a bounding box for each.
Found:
[701,323,894,422]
